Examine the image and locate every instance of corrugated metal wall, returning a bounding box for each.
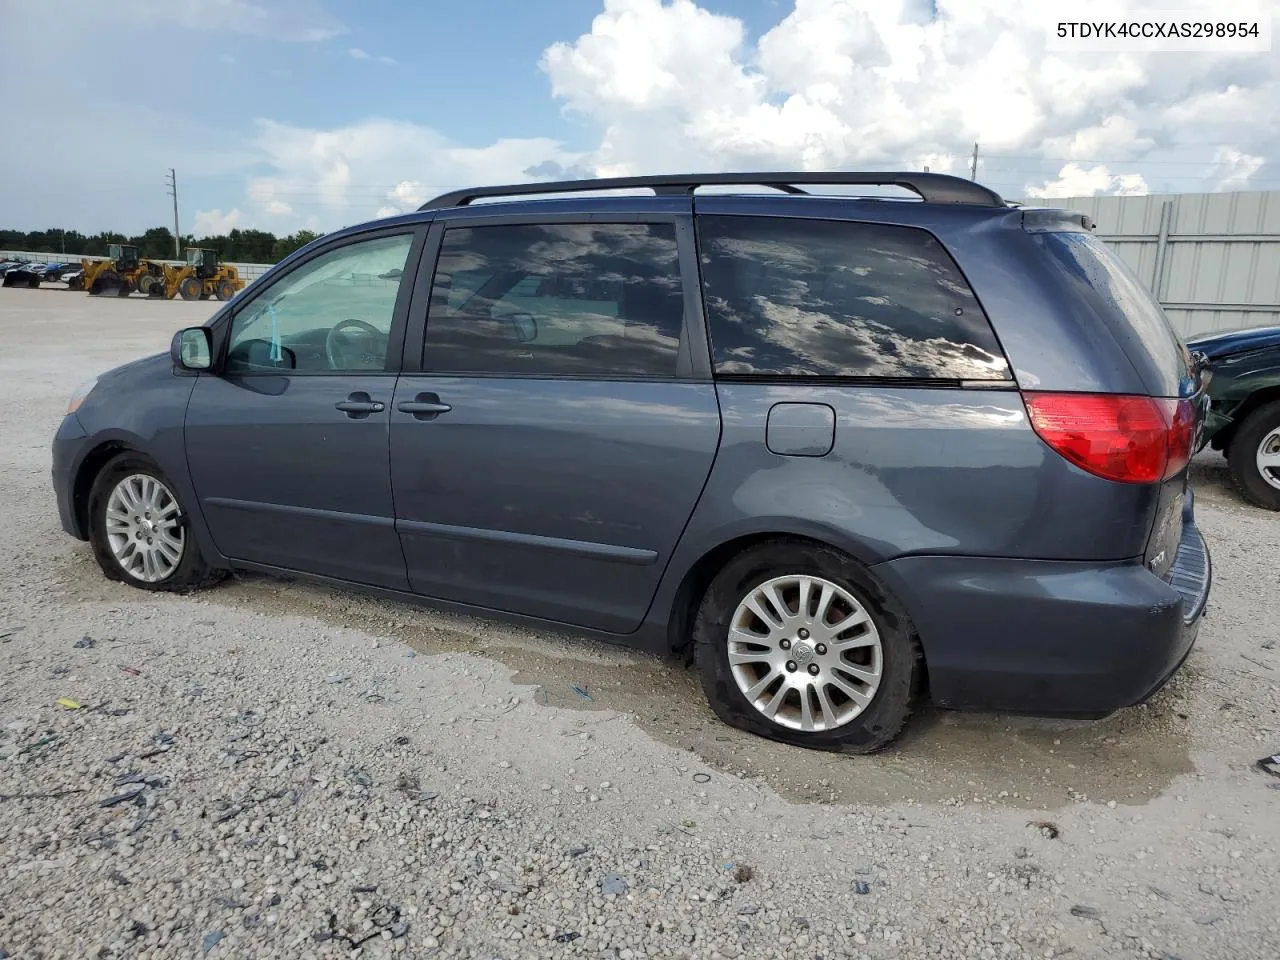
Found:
[1022,191,1280,338]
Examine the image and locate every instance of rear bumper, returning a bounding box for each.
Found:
[873,496,1211,718]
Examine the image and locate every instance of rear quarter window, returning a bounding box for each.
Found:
[695,215,1011,381]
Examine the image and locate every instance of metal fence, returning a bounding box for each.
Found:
[0,251,273,283]
[8,189,1280,338]
[1019,190,1280,338]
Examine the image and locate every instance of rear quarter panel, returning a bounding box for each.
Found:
[653,384,1160,581]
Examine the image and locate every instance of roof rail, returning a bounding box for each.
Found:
[419,171,1005,211]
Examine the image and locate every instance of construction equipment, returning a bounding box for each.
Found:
[151,247,245,301]
[74,244,160,297]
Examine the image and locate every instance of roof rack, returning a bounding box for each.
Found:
[419,171,1005,211]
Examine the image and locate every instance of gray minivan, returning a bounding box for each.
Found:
[52,172,1212,752]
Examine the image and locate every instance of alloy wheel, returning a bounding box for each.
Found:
[727,574,883,732]
[104,474,185,583]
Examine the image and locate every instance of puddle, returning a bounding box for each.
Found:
[50,543,1194,809]
[180,568,1194,811]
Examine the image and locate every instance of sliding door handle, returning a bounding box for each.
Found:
[398,392,452,420]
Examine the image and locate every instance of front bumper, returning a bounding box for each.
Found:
[52,413,89,540]
[873,494,1211,718]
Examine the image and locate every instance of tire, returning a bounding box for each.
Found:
[693,539,921,754]
[115,279,133,297]
[87,453,217,592]
[215,279,236,301]
[137,275,156,297]
[178,277,202,301]
[1227,400,1280,510]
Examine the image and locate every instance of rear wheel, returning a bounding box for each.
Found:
[693,540,921,753]
[215,279,236,301]
[178,277,202,301]
[1228,400,1280,510]
[87,454,215,591]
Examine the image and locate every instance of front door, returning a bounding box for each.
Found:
[185,229,423,589]
[390,214,721,633]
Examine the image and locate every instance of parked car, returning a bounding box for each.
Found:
[1186,325,1280,509]
[2,260,78,287]
[51,171,1212,753]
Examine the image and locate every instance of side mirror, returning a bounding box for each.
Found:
[171,327,212,371]
[506,312,538,342]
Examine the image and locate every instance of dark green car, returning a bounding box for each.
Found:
[1186,325,1280,509]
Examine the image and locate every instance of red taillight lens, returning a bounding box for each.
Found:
[1024,392,1197,484]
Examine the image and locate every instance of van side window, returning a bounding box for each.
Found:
[424,223,685,378]
[225,233,413,374]
[696,215,1011,381]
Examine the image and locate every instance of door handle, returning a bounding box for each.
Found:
[335,391,385,418]
[398,392,452,420]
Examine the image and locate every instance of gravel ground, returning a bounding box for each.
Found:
[1,285,1278,960]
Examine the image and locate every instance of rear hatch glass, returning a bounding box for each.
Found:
[1040,230,1204,581]
[1039,231,1195,398]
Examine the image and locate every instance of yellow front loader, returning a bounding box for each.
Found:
[151,248,245,301]
[73,244,163,297]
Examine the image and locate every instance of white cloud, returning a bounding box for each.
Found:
[122,0,344,42]
[1212,147,1265,191]
[1024,163,1149,199]
[537,0,1277,197]
[240,118,585,229]
[349,47,396,64]
[193,208,242,236]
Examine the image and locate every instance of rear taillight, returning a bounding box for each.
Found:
[1024,392,1197,484]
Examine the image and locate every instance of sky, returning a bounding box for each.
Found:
[0,0,1276,237]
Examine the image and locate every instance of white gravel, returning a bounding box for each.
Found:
[1,286,1278,959]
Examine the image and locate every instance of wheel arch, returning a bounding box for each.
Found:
[659,523,914,661]
[71,439,139,538]
[1216,385,1280,452]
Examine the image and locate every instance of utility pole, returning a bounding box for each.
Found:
[165,168,180,258]
[969,142,979,181]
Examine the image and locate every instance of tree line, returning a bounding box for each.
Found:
[0,226,323,264]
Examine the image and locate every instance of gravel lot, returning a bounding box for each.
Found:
[1,285,1278,960]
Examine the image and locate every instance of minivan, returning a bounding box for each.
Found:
[52,171,1212,752]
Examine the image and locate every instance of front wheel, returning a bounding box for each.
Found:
[1228,400,1280,510]
[693,540,921,754]
[178,277,202,301]
[87,454,215,591]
